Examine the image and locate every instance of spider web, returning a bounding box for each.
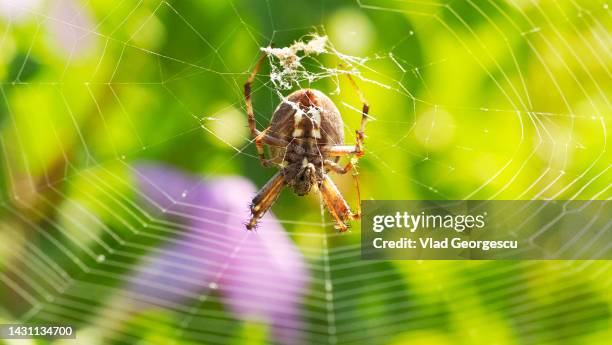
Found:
[0,0,610,344]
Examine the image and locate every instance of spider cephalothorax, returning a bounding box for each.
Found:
[244,54,369,231]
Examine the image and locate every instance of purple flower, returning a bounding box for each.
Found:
[127,162,310,344]
[48,0,96,58]
[0,0,42,22]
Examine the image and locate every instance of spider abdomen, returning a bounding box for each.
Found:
[268,89,344,144]
[265,89,344,196]
[268,88,344,164]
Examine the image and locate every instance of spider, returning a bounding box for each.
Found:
[244,53,369,232]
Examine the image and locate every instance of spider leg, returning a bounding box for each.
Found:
[244,54,289,167]
[247,171,286,230]
[344,72,369,155]
[324,159,361,221]
[319,72,369,230]
[319,175,361,232]
[320,71,369,158]
[324,158,357,174]
[255,127,288,167]
[320,145,362,157]
[351,172,361,221]
[244,53,268,138]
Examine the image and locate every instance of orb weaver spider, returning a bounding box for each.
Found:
[244,54,369,232]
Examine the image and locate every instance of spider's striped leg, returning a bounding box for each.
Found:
[244,54,288,168]
[319,175,354,232]
[255,127,288,167]
[324,159,361,221]
[321,71,370,224]
[244,53,267,138]
[321,145,361,156]
[344,73,369,155]
[322,144,364,223]
[351,172,361,221]
[247,171,286,230]
[324,158,357,174]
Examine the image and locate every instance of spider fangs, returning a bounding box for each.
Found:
[244,54,369,232]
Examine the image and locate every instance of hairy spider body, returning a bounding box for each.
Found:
[244,54,369,231]
[268,89,343,196]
